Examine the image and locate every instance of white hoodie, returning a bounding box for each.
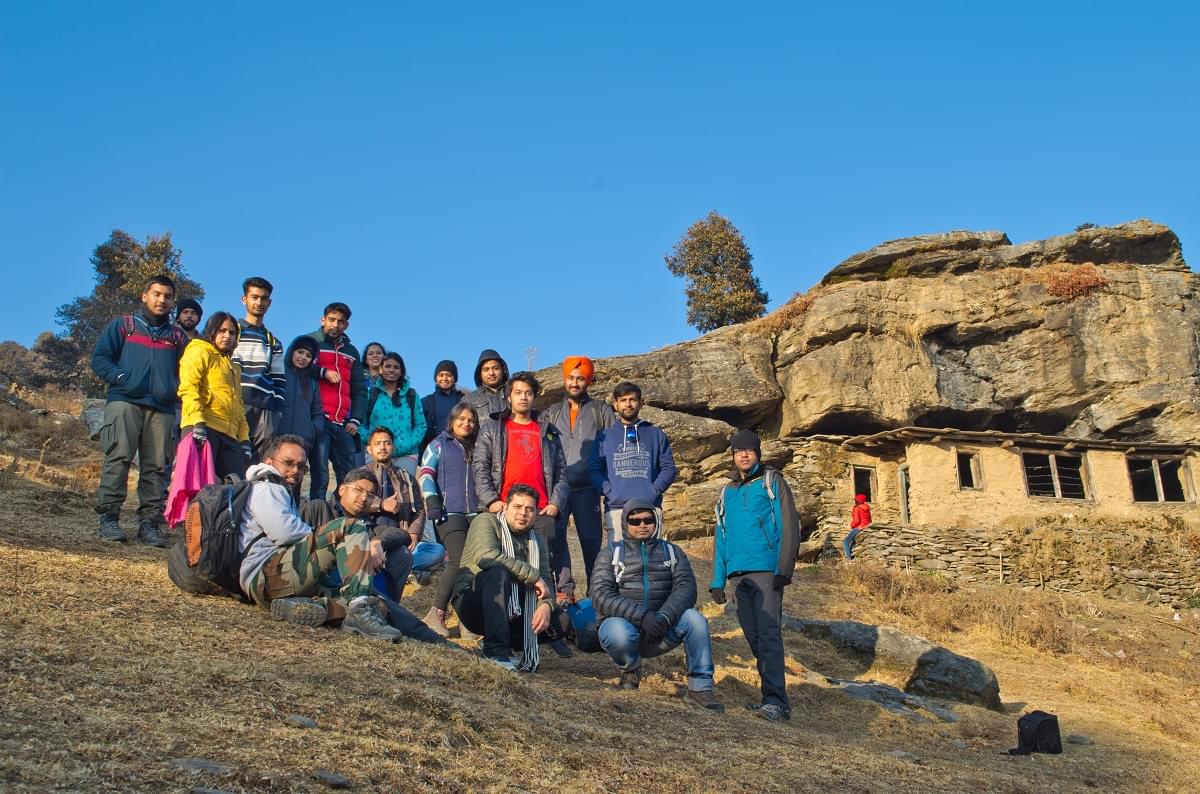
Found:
[238,462,314,595]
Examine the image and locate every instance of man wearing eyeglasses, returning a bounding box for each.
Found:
[590,499,723,711]
[237,434,404,642]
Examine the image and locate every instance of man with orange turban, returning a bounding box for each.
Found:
[540,356,615,601]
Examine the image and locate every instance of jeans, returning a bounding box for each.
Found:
[731,572,788,709]
[411,541,445,571]
[310,422,357,500]
[597,608,715,691]
[843,528,861,560]
[552,487,604,597]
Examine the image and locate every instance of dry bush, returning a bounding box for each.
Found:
[0,402,96,466]
[1040,263,1109,300]
[752,287,821,333]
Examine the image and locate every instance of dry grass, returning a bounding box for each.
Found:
[3,478,1200,791]
[1021,263,1110,301]
[751,287,824,334]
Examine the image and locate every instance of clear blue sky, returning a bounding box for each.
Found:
[2,2,1197,390]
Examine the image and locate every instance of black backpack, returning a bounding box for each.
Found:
[167,478,260,597]
[1009,710,1063,755]
[367,386,418,429]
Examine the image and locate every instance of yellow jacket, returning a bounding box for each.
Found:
[178,339,250,442]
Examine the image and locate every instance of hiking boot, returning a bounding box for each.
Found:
[342,597,405,643]
[683,689,725,712]
[271,597,329,627]
[748,703,791,722]
[618,669,641,690]
[549,638,574,658]
[136,519,169,548]
[458,623,480,643]
[422,607,451,638]
[98,513,125,542]
[484,654,518,672]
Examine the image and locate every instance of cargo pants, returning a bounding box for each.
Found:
[95,401,175,520]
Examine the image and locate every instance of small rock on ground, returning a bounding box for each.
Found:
[285,714,318,729]
[313,768,353,789]
[1067,734,1094,745]
[883,750,921,764]
[171,758,235,775]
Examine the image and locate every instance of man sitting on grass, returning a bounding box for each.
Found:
[591,499,723,711]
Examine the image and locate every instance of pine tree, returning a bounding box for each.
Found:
[664,211,769,332]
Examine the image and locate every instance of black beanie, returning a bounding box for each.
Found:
[176,298,203,318]
[434,359,458,379]
[730,429,761,453]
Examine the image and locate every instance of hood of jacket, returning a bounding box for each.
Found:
[285,334,320,372]
[620,498,662,540]
[246,462,284,483]
[473,348,510,389]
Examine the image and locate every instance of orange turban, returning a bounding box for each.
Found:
[562,356,595,384]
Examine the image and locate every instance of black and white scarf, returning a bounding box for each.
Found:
[497,514,540,673]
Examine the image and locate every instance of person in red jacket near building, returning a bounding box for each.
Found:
[844,493,872,561]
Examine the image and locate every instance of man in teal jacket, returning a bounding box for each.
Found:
[710,430,801,722]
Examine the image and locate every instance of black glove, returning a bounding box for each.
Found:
[191,422,207,444]
[773,575,790,591]
[424,495,443,523]
[640,611,669,643]
[710,588,726,605]
[242,443,253,460]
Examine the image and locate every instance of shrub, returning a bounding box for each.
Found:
[1044,263,1109,300]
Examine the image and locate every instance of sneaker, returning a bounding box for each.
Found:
[484,654,518,672]
[549,638,574,658]
[98,513,125,542]
[136,519,169,548]
[618,669,641,690]
[341,597,405,643]
[422,607,451,639]
[748,703,791,722]
[271,597,329,627]
[683,689,725,712]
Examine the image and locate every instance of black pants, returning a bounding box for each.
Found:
[433,514,471,612]
[731,571,789,710]
[453,566,528,659]
[181,425,246,481]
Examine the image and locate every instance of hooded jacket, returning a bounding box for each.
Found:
[472,409,569,512]
[465,348,509,421]
[710,463,802,588]
[237,462,314,594]
[308,329,366,425]
[90,308,188,412]
[177,338,251,443]
[540,394,616,489]
[421,386,467,446]
[588,419,677,508]
[591,499,697,627]
[278,335,325,449]
[360,376,426,458]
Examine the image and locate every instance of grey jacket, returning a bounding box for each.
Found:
[539,395,616,490]
[472,410,569,512]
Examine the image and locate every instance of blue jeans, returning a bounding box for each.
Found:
[411,541,445,571]
[597,608,714,691]
[843,528,861,560]
[309,422,357,500]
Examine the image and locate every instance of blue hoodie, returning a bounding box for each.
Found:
[588,419,677,509]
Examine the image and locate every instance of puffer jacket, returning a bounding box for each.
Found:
[591,499,697,627]
[178,339,250,442]
[472,409,568,512]
[278,335,325,449]
[90,309,189,412]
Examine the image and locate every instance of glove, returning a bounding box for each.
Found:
[191,423,207,444]
[710,588,726,605]
[424,495,443,523]
[773,575,790,591]
[242,443,253,460]
[640,611,669,643]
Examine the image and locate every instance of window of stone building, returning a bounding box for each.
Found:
[852,465,875,502]
[1021,451,1089,500]
[956,450,982,490]
[1127,457,1191,503]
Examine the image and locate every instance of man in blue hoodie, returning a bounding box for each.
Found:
[588,381,676,543]
[710,430,801,723]
[90,275,189,546]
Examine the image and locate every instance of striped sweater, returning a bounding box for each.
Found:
[232,320,285,412]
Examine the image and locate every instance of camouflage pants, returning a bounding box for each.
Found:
[246,519,373,622]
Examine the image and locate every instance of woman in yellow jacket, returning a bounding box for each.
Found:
[178,311,251,479]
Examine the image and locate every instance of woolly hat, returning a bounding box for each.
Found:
[855,493,868,504]
[730,429,761,453]
[434,359,458,379]
[562,356,595,384]
[176,298,203,318]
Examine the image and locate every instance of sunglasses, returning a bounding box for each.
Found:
[627,516,655,527]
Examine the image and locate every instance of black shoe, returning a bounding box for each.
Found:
[618,669,641,690]
[684,689,726,712]
[747,703,791,722]
[137,519,169,548]
[98,513,125,542]
[549,638,574,658]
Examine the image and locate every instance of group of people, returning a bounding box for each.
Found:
[90,274,804,720]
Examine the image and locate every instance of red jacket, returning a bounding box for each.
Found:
[851,503,872,529]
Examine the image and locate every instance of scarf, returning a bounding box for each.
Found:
[497,514,541,673]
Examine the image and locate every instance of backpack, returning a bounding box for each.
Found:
[714,467,781,530]
[166,478,260,597]
[610,539,678,585]
[367,386,418,430]
[122,313,187,349]
[1009,710,1063,755]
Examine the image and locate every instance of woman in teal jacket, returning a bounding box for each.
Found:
[360,352,426,476]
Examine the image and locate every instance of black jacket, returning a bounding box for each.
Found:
[472,409,569,512]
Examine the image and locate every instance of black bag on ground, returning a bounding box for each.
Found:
[1009,710,1063,755]
[167,479,257,597]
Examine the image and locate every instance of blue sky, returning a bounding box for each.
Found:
[2,2,1197,390]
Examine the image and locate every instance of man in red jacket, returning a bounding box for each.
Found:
[844,493,871,561]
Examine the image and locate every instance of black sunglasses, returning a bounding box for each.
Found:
[627,516,655,527]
